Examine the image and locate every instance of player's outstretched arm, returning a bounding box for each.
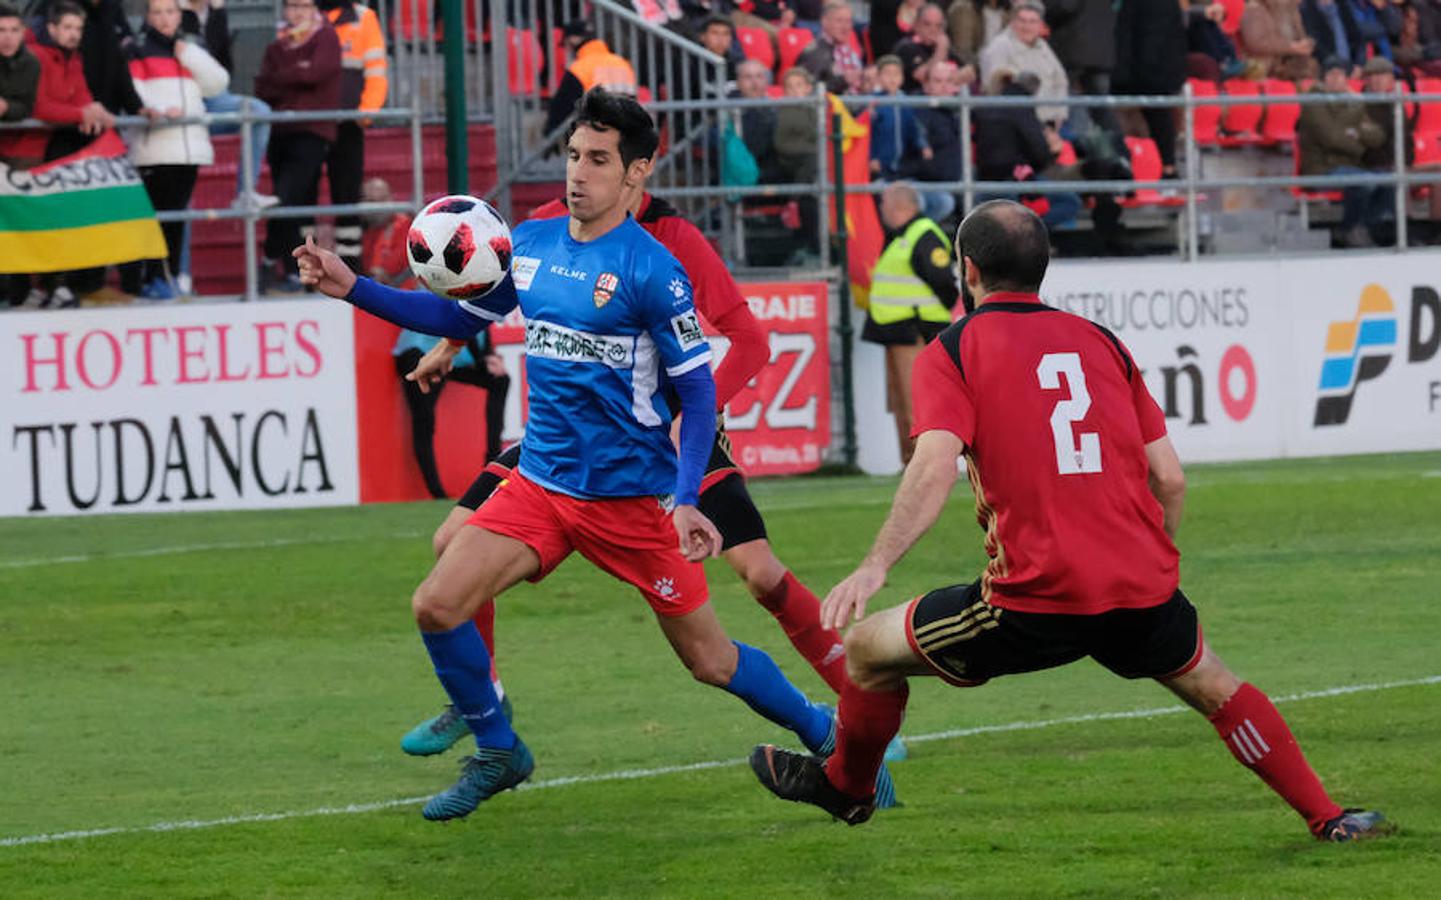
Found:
[294,236,515,340]
[822,429,964,630]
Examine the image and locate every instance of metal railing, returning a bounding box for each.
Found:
[611,85,1441,264]
[485,0,729,232]
[2,104,425,301]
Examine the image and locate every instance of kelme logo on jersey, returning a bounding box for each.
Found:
[525,320,634,367]
[1314,284,1398,426]
[593,271,619,308]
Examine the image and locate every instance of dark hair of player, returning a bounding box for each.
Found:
[955,199,1050,293]
[48,0,85,22]
[0,3,21,21]
[565,87,660,169]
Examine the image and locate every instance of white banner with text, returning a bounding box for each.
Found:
[1,300,358,515]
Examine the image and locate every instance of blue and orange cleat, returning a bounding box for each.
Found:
[401,697,514,756]
[1315,808,1395,842]
[421,737,535,821]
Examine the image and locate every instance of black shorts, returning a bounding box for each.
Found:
[456,444,522,510]
[905,582,1204,687]
[454,437,768,550]
[860,315,948,346]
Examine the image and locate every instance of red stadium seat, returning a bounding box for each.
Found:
[1187,78,1221,146]
[1055,138,1077,166]
[736,26,775,71]
[507,28,543,96]
[1414,78,1441,135]
[1120,136,1184,207]
[1260,78,1300,145]
[778,27,814,72]
[1219,78,1264,145]
[1415,131,1441,165]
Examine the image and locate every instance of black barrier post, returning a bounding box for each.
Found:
[831,112,858,471]
[441,0,467,194]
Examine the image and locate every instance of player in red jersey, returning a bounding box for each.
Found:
[396,178,902,763]
[750,201,1391,842]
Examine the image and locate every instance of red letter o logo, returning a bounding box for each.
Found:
[1219,344,1256,421]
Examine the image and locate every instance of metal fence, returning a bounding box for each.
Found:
[1,104,424,302]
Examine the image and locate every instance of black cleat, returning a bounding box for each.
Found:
[1315,808,1396,842]
[750,744,875,826]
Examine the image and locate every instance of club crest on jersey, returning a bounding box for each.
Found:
[593,271,620,308]
[668,277,690,305]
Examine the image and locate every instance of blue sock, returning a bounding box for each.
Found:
[420,623,516,751]
[725,641,832,752]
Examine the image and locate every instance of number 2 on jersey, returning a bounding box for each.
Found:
[1036,352,1102,475]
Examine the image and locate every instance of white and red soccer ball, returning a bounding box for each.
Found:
[406,195,513,300]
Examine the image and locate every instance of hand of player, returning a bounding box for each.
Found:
[673,504,722,562]
[484,353,507,377]
[821,562,887,631]
[406,339,462,394]
[293,234,357,298]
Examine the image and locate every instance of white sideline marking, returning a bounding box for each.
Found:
[3,674,1436,850]
[0,533,426,570]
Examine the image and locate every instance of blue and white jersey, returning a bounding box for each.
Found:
[462,215,712,499]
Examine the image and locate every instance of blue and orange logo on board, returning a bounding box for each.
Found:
[1314,285,1398,426]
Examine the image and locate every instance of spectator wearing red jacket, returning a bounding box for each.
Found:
[253,0,340,292]
[29,1,114,160]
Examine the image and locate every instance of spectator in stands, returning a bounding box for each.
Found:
[864,54,933,180]
[1114,0,1189,177]
[180,0,276,208]
[118,0,227,301]
[544,22,637,138]
[870,54,932,178]
[1298,56,1390,246]
[734,58,783,177]
[359,176,413,287]
[1302,0,1367,73]
[23,0,121,308]
[864,181,957,463]
[0,2,38,308]
[948,0,1012,67]
[0,2,41,169]
[1346,0,1402,60]
[1044,0,1116,99]
[797,1,864,93]
[910,59,965,220]
[1240,0,1316,80]
[1358,55,1433,228]
[979,0,1069,126]
[29,0,143,117]
[1186,0,1243,73]
[870,0,926,59]
[318,0,387,273]
[775,66,821,249]
[895,3,974,91]
[974,69,1083,227]
[253,0,341,293]
[696,12,743,79]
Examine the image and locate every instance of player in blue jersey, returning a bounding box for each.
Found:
[295,89,892,821]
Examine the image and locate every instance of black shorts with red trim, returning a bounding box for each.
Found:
[454,433,767,550]
[905,582,1203,687]
[456,444,522,510]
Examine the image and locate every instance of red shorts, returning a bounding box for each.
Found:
[467,472,709,617]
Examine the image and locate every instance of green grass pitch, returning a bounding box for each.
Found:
[2,452,1439,897]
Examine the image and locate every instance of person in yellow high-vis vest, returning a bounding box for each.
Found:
[862,182,959,464]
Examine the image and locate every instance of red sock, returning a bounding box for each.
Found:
[1208,683,1343,833]
[472,599,499,684]
[757,571,849,695]
[825,680,909,800]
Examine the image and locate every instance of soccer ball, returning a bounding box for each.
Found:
[406,195,513,300]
